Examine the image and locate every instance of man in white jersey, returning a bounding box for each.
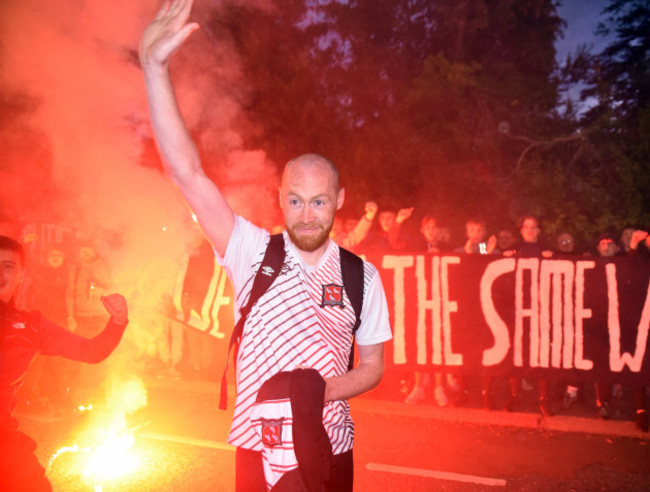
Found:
[139,1,392,490]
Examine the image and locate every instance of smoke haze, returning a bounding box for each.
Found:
[0,0,280,362]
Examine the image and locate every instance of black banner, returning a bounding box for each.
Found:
[379,254,650,384]
[171,249,650,384]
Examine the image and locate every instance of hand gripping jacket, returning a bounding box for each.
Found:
[250,368,332,491]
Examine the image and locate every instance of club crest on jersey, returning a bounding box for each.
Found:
[321,284,345,308]
[261,418,284,447]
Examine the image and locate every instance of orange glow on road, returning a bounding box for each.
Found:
[49,426,141,485]
[81,428,140,481]
[49,376,149,487]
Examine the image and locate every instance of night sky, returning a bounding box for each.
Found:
[556,0,611,63]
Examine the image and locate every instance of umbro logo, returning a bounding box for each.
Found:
[261,266,275,277]
[12,322,26,330]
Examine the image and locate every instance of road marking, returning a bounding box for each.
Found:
[14,412,61,423]
[366,463,507,487]
[140,432,235,451]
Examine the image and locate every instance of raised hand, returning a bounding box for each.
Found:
[395,207,414,225]
[101,294,129,326]
[631,229,649,250]
[486,234,497,254]
[364,201,378,221]
[139,0,200,68]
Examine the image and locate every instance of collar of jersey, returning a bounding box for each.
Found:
[283,230,338,275]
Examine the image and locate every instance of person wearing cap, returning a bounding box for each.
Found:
[593,229,645,428]
[596,231,624,257]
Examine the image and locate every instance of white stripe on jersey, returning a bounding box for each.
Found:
[222,218,390,456]
[249,398,298,490]
[229,236,357,453]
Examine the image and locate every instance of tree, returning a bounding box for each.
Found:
[212,0,574,234]
[573,0,650,230]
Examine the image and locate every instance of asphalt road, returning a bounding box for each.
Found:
[15,376,650,491]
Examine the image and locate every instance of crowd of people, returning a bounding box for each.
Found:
[4,1,645,490]
[333,206,650,432]
[9,204,649,434]
[5,207,649,431]
[0,219,231,418]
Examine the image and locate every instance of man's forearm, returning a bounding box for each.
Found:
[143,64,203,184]
[345,214,373,248]
[324,353,384,402]
[142,62,236,255]
[139,0,236,256]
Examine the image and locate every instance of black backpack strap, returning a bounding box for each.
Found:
[219,233,285,410]
[339,246,364,371]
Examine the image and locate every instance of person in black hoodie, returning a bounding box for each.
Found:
[503,215,554,415]
[0,236,129,491]
[503,215,554,259]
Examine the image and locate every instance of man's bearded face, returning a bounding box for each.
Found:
[287,216,334,252]
[280,157,342,254]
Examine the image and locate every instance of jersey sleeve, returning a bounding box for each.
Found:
[38,316,126,363]
[355,267,392,346]
[215,215,270,294]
